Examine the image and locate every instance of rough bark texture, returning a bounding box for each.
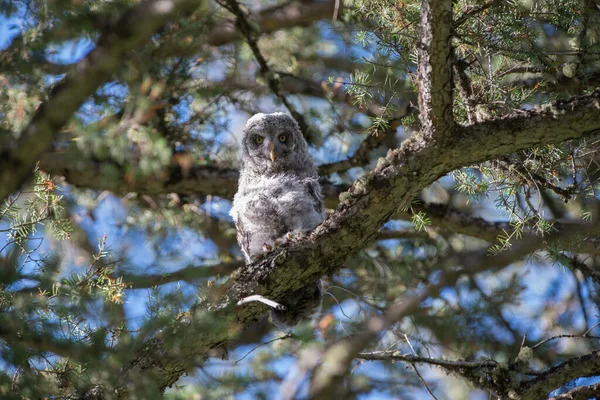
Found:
[548,383,600,400]
[0,0,205,204]
[40,147,600,255]
[417,0,454,138]
[516,350,600,399]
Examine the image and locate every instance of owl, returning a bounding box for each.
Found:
[230,112,325,325]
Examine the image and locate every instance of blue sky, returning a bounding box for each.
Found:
[1,5,598,400]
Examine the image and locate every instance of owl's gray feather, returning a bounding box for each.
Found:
[230,112,325,327]
[230,112,325,263]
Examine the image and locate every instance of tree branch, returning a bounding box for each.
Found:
[518,350,600,399]
[318,128,395,175]
[0,0,205,204]
[453,0,504,28]
[548,382,600,400]
[399,203,600,254]
[39,148,241,199]
[0,313,106,360]
[357,351,502,374]
[307,222,596,399]
[309,277,453,399]
[209,72,413,122]
[417,0,454,139]
[41,99,600,251]
[160,0,338,57]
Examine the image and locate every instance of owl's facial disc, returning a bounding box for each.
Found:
[243,115,301,172]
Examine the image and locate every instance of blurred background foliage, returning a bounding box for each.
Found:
[1,0,600,398]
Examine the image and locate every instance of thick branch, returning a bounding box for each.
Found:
[548,383,600,400]
[0,0,204,203]
[39,145,347,209]
[417,0,454,138]
[518,350,600,399]
[39,149,241,199]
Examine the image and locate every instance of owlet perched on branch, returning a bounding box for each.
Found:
[229,112,325,327]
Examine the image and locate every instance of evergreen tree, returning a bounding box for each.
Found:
[1,0,600,398]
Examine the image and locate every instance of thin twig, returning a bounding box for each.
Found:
[234,334,293,364]
[411,363,439,400]
[222,0,314,142]
[532,333,600,349]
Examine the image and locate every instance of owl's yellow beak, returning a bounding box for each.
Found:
[269,141,276,161]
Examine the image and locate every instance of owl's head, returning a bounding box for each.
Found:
[241,112,313,175]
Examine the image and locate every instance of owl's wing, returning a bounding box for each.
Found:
[235,217,253,263]
[304,178,325,217]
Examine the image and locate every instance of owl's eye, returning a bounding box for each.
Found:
[278,134,287,143]
[253,136,263,145]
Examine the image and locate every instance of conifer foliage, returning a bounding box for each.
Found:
[1,0,600,398]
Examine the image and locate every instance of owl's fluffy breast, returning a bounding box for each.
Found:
[230,173,325,262]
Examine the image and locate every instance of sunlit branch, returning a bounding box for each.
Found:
[548,382,600,400]
[517,350,600,399]
[307,227,551,398]
[357,351,501,372]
